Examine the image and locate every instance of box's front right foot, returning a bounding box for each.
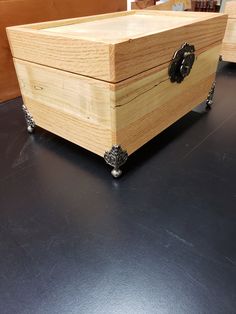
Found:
[104,145,128,178]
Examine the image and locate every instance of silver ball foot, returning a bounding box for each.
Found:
[111,168,122,178]
[205,100,212,111]
[27,125,35,134]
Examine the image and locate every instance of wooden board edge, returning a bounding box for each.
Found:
[6,10,133,31]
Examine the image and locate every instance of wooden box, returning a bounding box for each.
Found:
[221,1,236,62]
[7,10,227,177]
[0,0,127,103]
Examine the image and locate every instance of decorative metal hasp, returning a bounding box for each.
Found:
[104,145,128,178]
[169,43,195,83]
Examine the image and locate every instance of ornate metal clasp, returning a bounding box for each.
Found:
[169,43,195,83]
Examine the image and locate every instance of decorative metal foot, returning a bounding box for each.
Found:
[22,104,35,133]
[205,81,216,111]
[104,145,128,178]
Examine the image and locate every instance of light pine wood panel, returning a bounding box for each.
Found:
[14,59,112,127]
[44,15,196,41]
[7,11,227,82]
[7,29,112,81]
[14,58,113,156]
[22,96,112,156]
[112,45,220,154]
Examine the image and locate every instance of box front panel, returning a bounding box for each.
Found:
[112,44,221,154]
[14,59,113,156]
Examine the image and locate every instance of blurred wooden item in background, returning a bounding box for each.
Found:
[0,0,127,103]
[131,0,156,9]
[131,0,192,11]
[221,1,236,62]
[191,0,217,11]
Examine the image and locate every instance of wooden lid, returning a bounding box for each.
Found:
[7,10,227,82]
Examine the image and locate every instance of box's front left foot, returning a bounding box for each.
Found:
[206,81,216,111]
[104,145,128,178]
[22,104,36,134]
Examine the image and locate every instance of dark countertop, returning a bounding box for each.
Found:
[0,61,235,314]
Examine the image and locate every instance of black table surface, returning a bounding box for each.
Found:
[0,62,236,314]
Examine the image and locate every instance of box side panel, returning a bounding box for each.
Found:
[14,59,113,156]
[113,15,227,82]
[222,18,236,62]
[7,29,112,81]
[112,44,220,155]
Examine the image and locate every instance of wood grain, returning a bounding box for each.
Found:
[22,95,112,157]
[14,59,112,127]
[14,58,113,156]
[116,74,215,155]
[44,14,196,41]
